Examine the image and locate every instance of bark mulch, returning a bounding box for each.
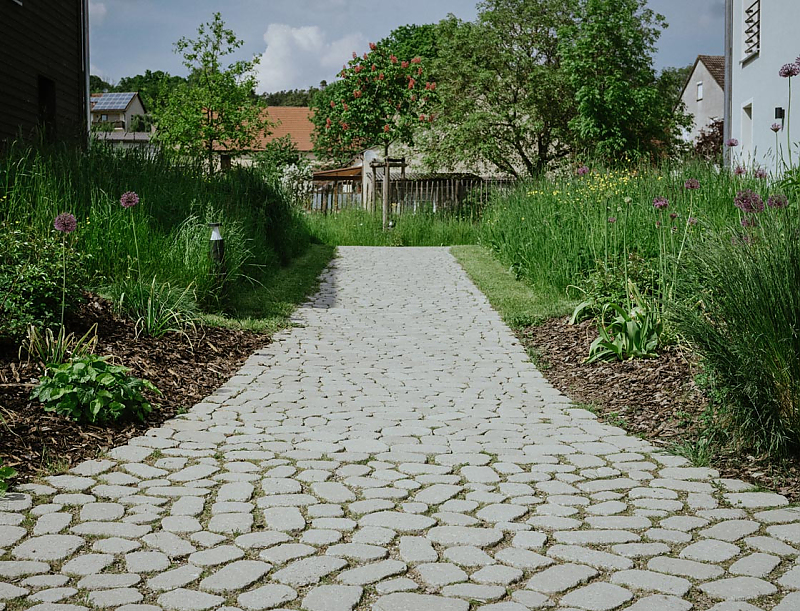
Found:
[0,294,269,482]
[519,317,800,502]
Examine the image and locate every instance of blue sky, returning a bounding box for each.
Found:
[89,0,726,93]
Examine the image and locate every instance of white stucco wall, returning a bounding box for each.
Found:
[728,0,799,174]
[682,62,724,142]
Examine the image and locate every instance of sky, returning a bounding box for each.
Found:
[89,0,726,93]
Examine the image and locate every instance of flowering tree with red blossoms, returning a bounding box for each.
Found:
[311,43,438,166]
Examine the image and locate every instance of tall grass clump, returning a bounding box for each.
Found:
[0,141,310,314]
[306,206,479,246]
[674,197,800,456]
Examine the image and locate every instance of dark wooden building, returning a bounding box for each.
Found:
[0,0,90,145]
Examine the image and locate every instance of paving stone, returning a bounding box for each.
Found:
[157,588,225,611]
[21,575,70,588]
[524,563,597,593]
[744,535,799,556]
[701,520,760,542]
[415,563,467,587]
[372,593,468,611]
[61,553,114,576]
[235,532,292,550]
[471,564,524,585]
[302,529,343,546]
[260,543,317,564]
[774,592,800,611]
[199,560,271,593]
[27,587,78,603]
[301,585,362,611]
[399,536,438,564]
[237,585,298,610]
[272,556,348,586]
[647,555,724,579]
[76,574,140,590]
[444,545,495,567]
[170,496,205,516]
[624,595,692,611]
[729,552,781,578]
[359,512,435,533]
[559,582,633,610]
[312,482,356,504]
[188,544,245,566]
[725,492,789,508]
[494,547,553,570]
[0,583,27,600]
[698,576,777,600]
[337,559,406,585]
[440,584,505,601]
[12,535,84,561]
[208,513,253,534]
[510,590,550,608]
[767,523,800,545]
[125,551,170,573]
[679,539,742,562]
[779,565,800,589]
[33,513,72,535]
[92,537,141,554]
[0,561,50,578]
[146,565,203,591]
[547,545,633,570]
[610,569,691,596]
[612,543,670,558]
[88,588,143,608]
[426,526,503,547]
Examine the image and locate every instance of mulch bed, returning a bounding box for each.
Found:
[519,317,800,502]
[0,294,270,482]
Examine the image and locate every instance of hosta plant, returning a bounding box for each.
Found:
[0,463,17,495]
[32,355,159,424]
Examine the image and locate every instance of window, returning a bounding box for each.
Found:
[101,114,108,121]
[696,82,704,101]
[744,0,760,59]
[742,103,753,152]
[37,75,56,139]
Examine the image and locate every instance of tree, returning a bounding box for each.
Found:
[559,0,687,161]
[378,24,439,65]
[310,42,437,164]
[657,64,692,111]
[253,134,302,177]
[117,70,188,112]
[421,0,579,178]
[153,13,270,172]
[262,86,324,107]
[90,74,114,93]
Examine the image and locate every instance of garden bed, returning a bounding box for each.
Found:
[0,294,269,481]
[519,317,800,502]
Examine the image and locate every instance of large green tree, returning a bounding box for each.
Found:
[153,13,270,172]
[117,70,188,112]
[559,0,687,160]
[421,0,578,178]
[310,42,437,165]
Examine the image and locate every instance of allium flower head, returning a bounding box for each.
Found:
[725,138,739,147]
[767,193,789,208]
[754,168,768,179]
[771,123,782,132]
[741,216,759,228]
[779,63,800,78]
[120,191,139,208]
[54,212,77,234]
[688,217,698,226]
[576,165,589,176]
[734,165,746,176]
[607,216,616,224]
[734,189,765,213]
[684,178,700,190]
[670,212,678,220]
[653,197,669,210]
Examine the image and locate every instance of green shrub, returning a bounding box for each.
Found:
[32,355,159,424]
[0,223,87,342]
[674,205,800,456]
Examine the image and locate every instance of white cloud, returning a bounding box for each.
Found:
[89,2,107,26]
[255,23,366,93]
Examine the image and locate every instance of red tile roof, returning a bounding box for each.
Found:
[698,55,725,89]
[254,106,314,152]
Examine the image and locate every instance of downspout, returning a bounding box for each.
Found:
[723,0,733,168]
[82,0,90,146]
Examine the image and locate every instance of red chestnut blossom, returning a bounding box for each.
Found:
[325,117,332,129]
[401,61,409,68]
[371,64,376,71]
[369,42,377,50]
[419,114,425,121]
[379,73,385,80]
[362,52,367,60]
[343,103,349,111]
[417,67,423,76]
[390,55,398,64]
[411,57,421,64]
[341,122,349,130]
[384,124,391,132]
[408,78,416,89]
[353,90,362,98]
[354,65,363,73]
[330,100,335,108]
[352,52,357,59]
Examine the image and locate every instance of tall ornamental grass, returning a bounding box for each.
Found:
[674,197,800,456]
[0,141,310,308]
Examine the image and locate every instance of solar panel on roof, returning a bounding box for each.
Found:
[92,92,136,111]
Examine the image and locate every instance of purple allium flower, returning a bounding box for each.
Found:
[120,191,140,208]
[726,138,739,147]
[576,165,589,176]
[734,165,746,176]
[771,122,783,133]
[670,212,678,220]
[767,193,789,208]
[734,189,765,213]
[684,178,700,190]
[653,197,669,210]
[54,212,77,234]
[655,220,662,228]
[607,216,617,224]
[688,217,698,226]
[754,168,768,179]
[741,216,759,228]
[779,63,800,78]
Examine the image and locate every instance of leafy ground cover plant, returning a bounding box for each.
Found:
[109,276,197,338]
[23,324,98,367]
[31,355,159,424]
[0,463,16,495]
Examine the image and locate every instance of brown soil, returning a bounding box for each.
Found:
[519,317,800,502]
[0,294,269,481]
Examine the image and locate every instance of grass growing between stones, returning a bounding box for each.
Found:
[450,245,575,329]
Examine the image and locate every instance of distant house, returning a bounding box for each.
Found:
[90,92,147,132]
[680,55,725,143]
[217,106,315,169]
[0,0,90,145]
[725,0,798,174]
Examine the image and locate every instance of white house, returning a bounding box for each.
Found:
[725,0,800,174]
[680,55,725,143]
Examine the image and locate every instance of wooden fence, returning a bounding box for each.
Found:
[308,179,362,213]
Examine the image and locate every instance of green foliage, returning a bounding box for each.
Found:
[0,463,16,495]
[116,70,188,112]
[423,0,577,177]
[559,0,688,161]
[585,283,662,362]
[378,24,440,67]
[109,277,198,338]
[673,206,800,457]
[90,74,114,93]
[153,13,270,170]
[0,224,88,342]
[311,39,437,164]
[262,86,324,107]
[32,355,160,424]
[253,135,302,177]
[24,324,98,367]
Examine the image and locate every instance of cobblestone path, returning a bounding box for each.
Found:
[3,247,800,611]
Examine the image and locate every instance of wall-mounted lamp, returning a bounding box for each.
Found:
[776,107,786,120]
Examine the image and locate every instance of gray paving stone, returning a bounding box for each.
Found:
[679,539,741,562]
[27,587,78,603]
[12,535,84,561]
[610,569,691,596]
[359,512,435,533]
[444,545,495,567]
[548,545,633,570]
[524,563,597,593]
[260,543,317,564]
[415,562,467,587]
[235,532,292,550]
[272,556,348,586]
[188,544,245,566]
[559,582,633,610]
[301,585,362,611]
[624,595,692,611]
[646,555,724,579]
[146,565,203,591]
[199,560,271,593]
[399,536,438,564]
[0,561,50,578]
[494,547,553,570]
[208,512,253,534]
[327,543,388,561]
[729,552,781,577]
[698,576,777,600]
[372,593,468,611]
[237,585,298,610]
[61,553,114,576]
[426,526,503,547]
[87,588,143,608]
[774,592,800,611]
[470,566,522,587]
[337,560,406,585]
[440,584,505,601]
[157,588,225,611]
[76,574,140,590]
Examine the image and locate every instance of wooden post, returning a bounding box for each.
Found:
[383,157,390,231]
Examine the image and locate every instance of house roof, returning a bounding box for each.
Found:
[698,55,725,89]
[91,92,139,112]
[256,106,314,152]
